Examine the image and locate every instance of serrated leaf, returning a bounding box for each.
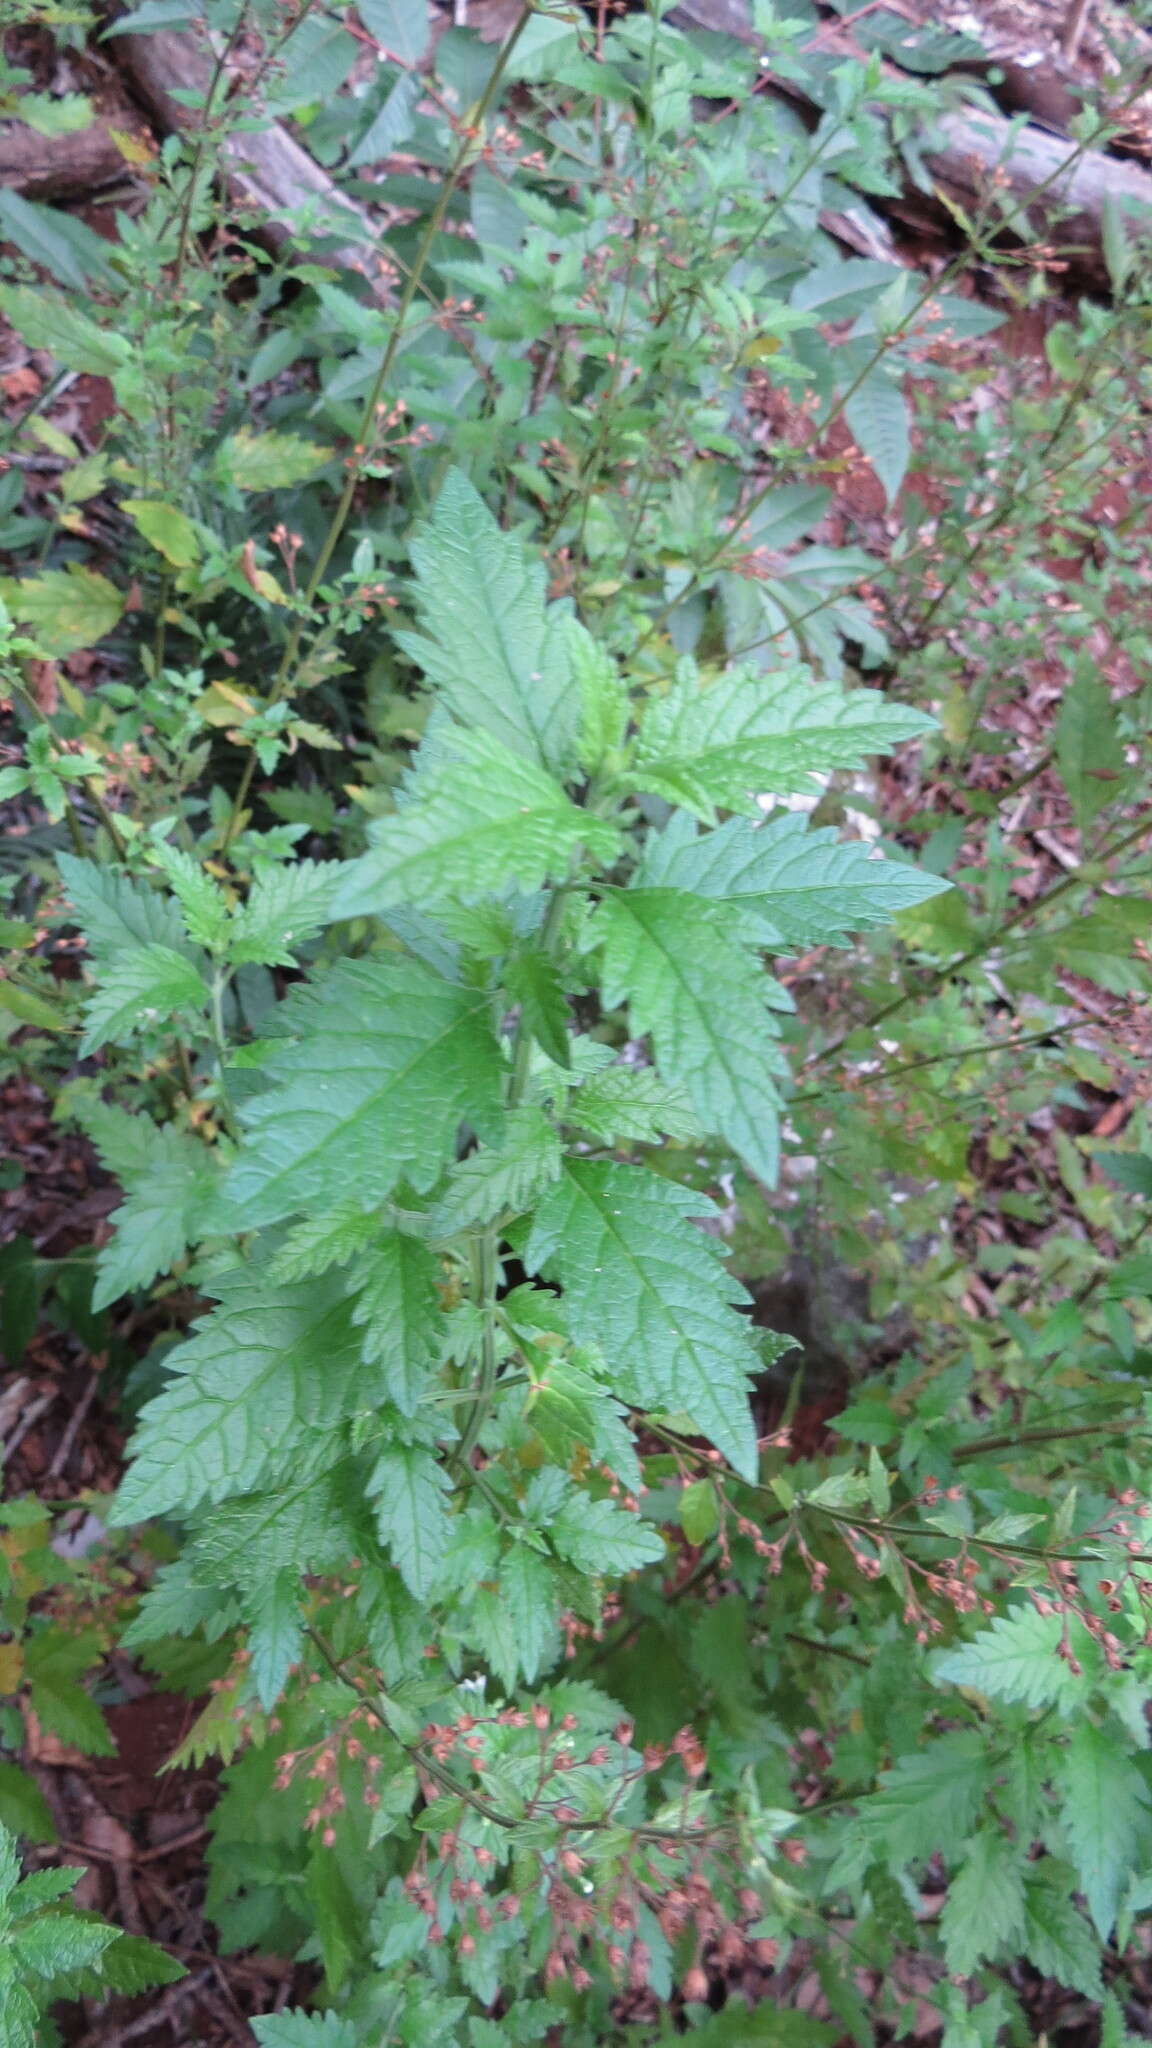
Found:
[1056,671,1126,827]
[0,1764,56,1844]
[215,429,332,491]
[844,368,910,505]
[347,69,420,168]
[594,888,785,1185]
[368,1443,452,1599]
[1057,1721,1149,1939]
[229,861,343,966]
[110,1266,366,1522]
[394,469,578,772]
[858,1732,990,1862]
[270,1205,383,1281]
[570,620,629,773]
[223,958,505,1228]
[0,283,132,376]
[5,564,123,656]
[568,1061,699,1145]
[933,1606,1094,1711]
[79,943,208,1055]
[551,1494,664,1575]
[428,1108,561,1236]
[14,1913,120,1977]
[74,1101,219,1309]
[92,1932,186,1994]
[637,810,949,950]
[356,0,430,65]
[1021,1867,1104,1999]
[940,1828,1027,1975]
[253,2012,357,2048]
[505,946,571,1067]
[332,728,617,920]
[56,855,191,960]
[147,843,231,950]
[480,1541,559,1686]
[525,1160,759,1478]
[350,1231,446,1416]
[247,1570,304,1711]
[630,662,934,822]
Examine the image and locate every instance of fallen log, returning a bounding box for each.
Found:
[114,25,392,297]
[0,110,138,199]
[671,0,1152,284]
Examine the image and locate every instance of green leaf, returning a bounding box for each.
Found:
[1097,1151,1152,1198]
[567,1062,699,1145]
[56,855,191,960]
[5,565,123,655]
[332,728,617,919]
[844,367,910,505]
[368,1443,452,1599]
[79,943,208,1055]
[270,1205,384,1281]
[347,69,420,168]
[0,284,132,376]
[858,1732,990,1863]
[1057,1721,1150,1939]
[110,1265,366,1522]
[147,843,231,950]
[933,1606,1095,1712]
[23,1675,115,1757]
[525,1160,760,1478]
[247,1571,304,1711]
[0,1765,56,1845]
[476,1541,559,1686]
[638,810,950,950]
[229,861,343,966]
[679,1479,720,1545]
[939,1828,1027,1975]
[224,958,505,1228]
[92,1932,186,1993]
[630,662,935,823]
[253,2013,357,2048]
[551,1494,664,1575]
[215,429,332,491]
[13,1913,120,1977]
[123,499,202,569]
[505,946,571,1068]
[0,189,109,291]
[356,0,430,66]
[570,621,629,774]
[74,1101,218,1309]
[594,888,785,1186]
[1056,670,1126,826]
[1021,1866,1104,1999]
[427,1108,562,1236]
[350,1231,446,1416]
[394,469,579,772]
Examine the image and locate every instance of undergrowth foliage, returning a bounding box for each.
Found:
[2,0,1152,2043]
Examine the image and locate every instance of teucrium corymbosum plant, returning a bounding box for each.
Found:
[59,470,946,2023]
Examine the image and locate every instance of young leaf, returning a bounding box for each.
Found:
[350,1231,447,1416]
[551,1494,664,1576]
[637,810,950,949]
[228,861,343,967]
[368,1443,452,1599]
[629,662,935,822]
[933,1606,1095,1712]
[223,959,505,1227]
[1021,1867,1104,1999]
[427,1108,562,1236]
[525,1160,760,1478]
[594,888,786,1186]
[505,946,572,1068]
[79,944,209,1056]
[567,1061,699,1145]
[252,2013,357,2048]
[74,1101,219,1309]
[246,1571,304,1712]
[332,728,618,919]
[394,469,579,772]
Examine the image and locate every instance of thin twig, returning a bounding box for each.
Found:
[47,1368,100,1480]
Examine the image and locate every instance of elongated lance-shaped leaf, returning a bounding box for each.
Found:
[332,728,618,920]
[349,1231,446,1416]
[630,661,936,821]
[223,958,505,1228]
[638,809,951,949]
[110,1267,366,1524]
[525,1159,760,1478]
[594,887,786,1186]
[394,468,579,772]
[368,1442,453,1599]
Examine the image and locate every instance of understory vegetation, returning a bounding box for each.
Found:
[2,0,1152,2042]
